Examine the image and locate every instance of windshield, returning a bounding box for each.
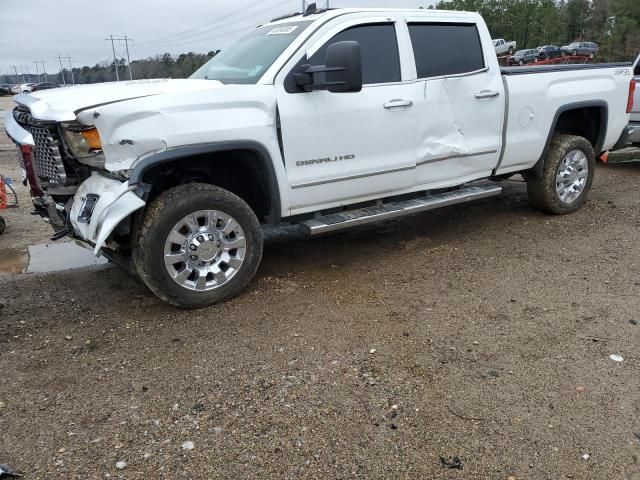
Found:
[190,21,312,84]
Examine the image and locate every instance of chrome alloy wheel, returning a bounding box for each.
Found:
[164,210,247,291]
[555,149,588,204]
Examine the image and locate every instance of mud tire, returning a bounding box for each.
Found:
[132,184,263,309]
[526,134,595,215]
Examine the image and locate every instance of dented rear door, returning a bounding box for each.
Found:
[406,19,504,187]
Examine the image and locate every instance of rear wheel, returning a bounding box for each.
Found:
[133,183,263,308]
[0,216,5,235]
[526,134,595,215]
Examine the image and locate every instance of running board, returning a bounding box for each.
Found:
[301,184,503,235]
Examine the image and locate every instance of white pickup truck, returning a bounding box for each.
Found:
[4,7,636,308]
[492,38,516,55]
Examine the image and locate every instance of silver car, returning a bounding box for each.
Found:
[561,41,598,57]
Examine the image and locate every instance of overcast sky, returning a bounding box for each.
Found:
[0,0,439,77]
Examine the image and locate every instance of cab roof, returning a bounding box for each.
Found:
[267,7,479,26]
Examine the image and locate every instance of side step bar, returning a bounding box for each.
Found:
[301,184,503,235]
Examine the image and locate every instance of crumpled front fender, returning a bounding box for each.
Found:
[69,173,145,255]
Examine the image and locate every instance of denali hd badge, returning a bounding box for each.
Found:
[297,154,355,167]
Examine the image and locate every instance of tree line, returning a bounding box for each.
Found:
[1,51,216,85]
[2,0,638,85]
[433,0,639,60]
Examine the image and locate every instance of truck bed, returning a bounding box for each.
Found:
[496,61,633,176]
[501,62,632,75]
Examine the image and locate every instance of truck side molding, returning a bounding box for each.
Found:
[530,101,608,179]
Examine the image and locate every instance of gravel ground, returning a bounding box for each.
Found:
[1,94,640,479]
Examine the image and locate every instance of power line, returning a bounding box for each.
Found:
[106,35,134,81]
[35,60,48,82]
[55,55,75,84]
[55,55,67,85]
[140,0,293,48]
[150,0,294,50]
[137,0,271,46]
[107,35,120,82]
[66,56,76,84]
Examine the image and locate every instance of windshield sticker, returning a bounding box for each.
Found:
[267,26,298,35]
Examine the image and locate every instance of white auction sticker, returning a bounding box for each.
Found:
[267,26,298,35]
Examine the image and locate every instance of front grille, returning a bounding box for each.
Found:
[13,108,67,185]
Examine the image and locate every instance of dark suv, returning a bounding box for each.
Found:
[537,45,563,60]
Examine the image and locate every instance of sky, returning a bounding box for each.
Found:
[0,0,439,78]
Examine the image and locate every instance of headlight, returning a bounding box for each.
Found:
[63,126,102,158]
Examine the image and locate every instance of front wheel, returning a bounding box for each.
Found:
[133,183,263,308]
[526,134,595,215]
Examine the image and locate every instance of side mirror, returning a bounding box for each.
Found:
[294,40,363,93]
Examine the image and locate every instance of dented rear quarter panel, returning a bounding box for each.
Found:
[498,67,632,175]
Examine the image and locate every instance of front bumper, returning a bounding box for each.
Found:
[4,110,146,254]
[69,174,145,254]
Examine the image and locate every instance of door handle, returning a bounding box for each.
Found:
[384,99,413,109]
[475,90,500,99]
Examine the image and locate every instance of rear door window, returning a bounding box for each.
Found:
[408,23,485,78]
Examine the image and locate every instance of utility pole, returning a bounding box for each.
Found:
[38,61,48,82]
[65,55,75,84]
[107,34,120,81]
[106,35,134,81]
[123,35,133,80]
[13,65,19,84]
[33,61,40,82]
[56,54,66,85]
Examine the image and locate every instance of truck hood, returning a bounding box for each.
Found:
[13,79,224,122]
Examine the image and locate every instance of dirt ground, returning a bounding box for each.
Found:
[1,95,640,479]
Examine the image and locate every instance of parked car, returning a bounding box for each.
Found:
[537,45,563,60]
[561,42,598,57]
[0,84,14,96]
[493,38,516,55]
[3,8,635,308]
[31,82,61,92]
[10,83,36,94]
[511,49,538,65]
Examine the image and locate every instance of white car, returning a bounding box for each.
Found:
[493,38,516,55]
[4,7,636,307]
[10,83,35,94]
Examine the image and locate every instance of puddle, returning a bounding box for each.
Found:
[0,242,108,274]
[28,242,108,273]
[0,247,28,274]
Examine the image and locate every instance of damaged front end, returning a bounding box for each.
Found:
[4,105,145,253]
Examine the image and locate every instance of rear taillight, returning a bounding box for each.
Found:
[627,78,636,114]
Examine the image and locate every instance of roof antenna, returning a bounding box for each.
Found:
[303,2,317,16]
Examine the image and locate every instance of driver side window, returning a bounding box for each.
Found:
[308,23,401,85]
